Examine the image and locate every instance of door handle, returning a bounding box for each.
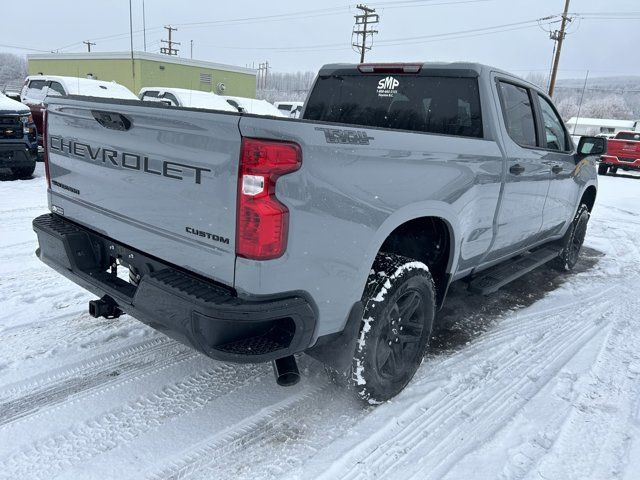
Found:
[551,165,563,174]
[509,164,525,175]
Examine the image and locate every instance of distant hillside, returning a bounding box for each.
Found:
[528,74,640,121]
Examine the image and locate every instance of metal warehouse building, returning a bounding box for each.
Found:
[26,52,257,98]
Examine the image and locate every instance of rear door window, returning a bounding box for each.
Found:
[304,74,483,138]
[497,81,537,148]
[46,81,66,96]
[161,93,180,107]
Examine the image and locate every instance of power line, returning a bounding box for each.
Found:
[0,43,51,53]
[51,0,485,52]
[352,4,380,62]
[197,17,549,53]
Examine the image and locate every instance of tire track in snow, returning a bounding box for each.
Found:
[146,383,338,480]
[0,337,172,399]
[0,340,197,428]
[0,362,269,480]
[146,382,368,480]
[520,299,640,480]
[312,297,615,480]
[413,283,618,385]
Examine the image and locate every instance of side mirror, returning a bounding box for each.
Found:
[577,136,607,158]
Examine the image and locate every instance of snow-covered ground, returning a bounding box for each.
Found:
[1,164,639,480]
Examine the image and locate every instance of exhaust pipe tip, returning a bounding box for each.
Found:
[272,355,300,387]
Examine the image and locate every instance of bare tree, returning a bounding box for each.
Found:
[256,71,316,103]
[0,53,27,90]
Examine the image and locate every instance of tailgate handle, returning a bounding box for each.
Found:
[91,110,132,131]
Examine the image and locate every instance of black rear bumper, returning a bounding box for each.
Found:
[32,214,316,363]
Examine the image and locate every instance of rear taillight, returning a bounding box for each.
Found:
[42,108,51,189]
[236,138,301,260]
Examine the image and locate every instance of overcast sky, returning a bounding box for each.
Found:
[3,0,640,79]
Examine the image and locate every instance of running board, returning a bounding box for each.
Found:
[468,246,562,295]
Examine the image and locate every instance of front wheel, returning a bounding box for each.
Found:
[554,204,590,271]
[597,163,608,175]
[348,253,436,404]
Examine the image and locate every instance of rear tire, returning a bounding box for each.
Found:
[553,204,590,271]
[11,164,35,180]
[597,163,608,175]
[348,253,436,404]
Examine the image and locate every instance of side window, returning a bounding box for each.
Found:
[47,81,66,96]
[161,93,180,106]
[25,80,47,102]
[537,94,568,151]
[28,80,47,91]
[498,81,537,148]
[141,91,160,101]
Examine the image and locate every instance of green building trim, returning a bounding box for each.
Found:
[27,51,257,98]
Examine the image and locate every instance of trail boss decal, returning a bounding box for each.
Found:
[315,127,375,145]
[49,136,211,185]
[377,76,400,97]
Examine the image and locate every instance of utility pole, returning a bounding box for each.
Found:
[190,40,193,59]
[82,41,96,52]
[160,25,180,56]
[264,60,269,89]
[129,0,135,92]
[142,0,147,52]
[352,4,379,63]
[256,62,269,89]
[548,0,571,97]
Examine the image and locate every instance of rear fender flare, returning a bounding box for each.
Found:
[356,201,460,301]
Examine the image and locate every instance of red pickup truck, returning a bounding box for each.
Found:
[599,131,640,174]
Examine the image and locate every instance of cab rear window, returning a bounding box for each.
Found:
[304,74,483,138]
[615,132,640,141]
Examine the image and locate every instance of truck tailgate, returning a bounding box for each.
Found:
[608,138,640,160]
[45,98,241,286]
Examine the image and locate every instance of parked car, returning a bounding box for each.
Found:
[274,101,304,118]
[21,75,138,145]
[0,91,37,179]
[33,62,604,403]
[223,96,285,116]
[599,130,640,175]
[139,87,236,112]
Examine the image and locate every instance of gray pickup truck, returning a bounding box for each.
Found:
[33,62,605,402]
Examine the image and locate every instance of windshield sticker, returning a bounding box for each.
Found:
[377,76,399,97]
